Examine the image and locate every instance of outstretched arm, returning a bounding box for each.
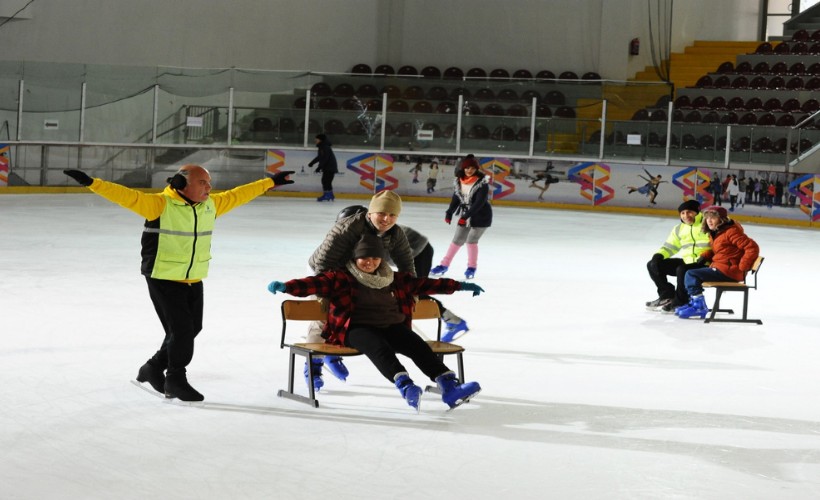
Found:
[64,169,166,220]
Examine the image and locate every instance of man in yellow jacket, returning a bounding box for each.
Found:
[645,199,711,313]
[64,165,293,401]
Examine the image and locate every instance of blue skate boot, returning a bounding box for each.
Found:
[324,355,349,381]
[316,190,335,202]
[303,358,324,392]
[464,267,476,279]
[677,295,709,319]
[430,264,448,276]
[442,319,469,343]
[435,371,481,409]
[394,372,423,411]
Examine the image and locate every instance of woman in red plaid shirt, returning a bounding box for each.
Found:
[269,234,483,411]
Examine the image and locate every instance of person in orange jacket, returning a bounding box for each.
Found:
[676,205,759,319]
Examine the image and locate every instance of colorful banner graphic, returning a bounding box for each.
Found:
[0,144,9,186]
[788,173,819,221]
[478,157,515,200]
[567,162,615,205]
[265,149,285,173]
[672,167,714,205]
[347,152,398,192]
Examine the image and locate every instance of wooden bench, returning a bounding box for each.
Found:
[703,255,764,325]
[277,298,466,407]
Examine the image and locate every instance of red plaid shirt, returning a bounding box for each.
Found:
[284,270,462,345]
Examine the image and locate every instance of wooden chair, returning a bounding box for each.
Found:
[277,298,466,407]
[703,256,764,324]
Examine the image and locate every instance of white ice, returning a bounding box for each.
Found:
[2,194,820,499]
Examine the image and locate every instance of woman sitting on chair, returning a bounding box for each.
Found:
[677,205,760,319]
[268,234,483,411]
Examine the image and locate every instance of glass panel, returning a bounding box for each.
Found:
[155,87,230,145]
[19,61,85,141]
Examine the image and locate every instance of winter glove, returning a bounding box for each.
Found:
[267,281,286,294]
[458,282,484,297]
[696,256,708,266]
[445,217,451,225]
[63,169,93,187]
[457,218,467,226]
[267,170,295,187]
[650,253,664,263]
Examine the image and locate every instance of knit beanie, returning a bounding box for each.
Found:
[368,190,402,215]
[702,205,728,220]
[352,233,385,259]
[677,199,701,213]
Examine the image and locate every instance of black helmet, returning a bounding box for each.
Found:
[337,205,367,221]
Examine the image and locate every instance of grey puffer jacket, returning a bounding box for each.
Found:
[309,212,416,275]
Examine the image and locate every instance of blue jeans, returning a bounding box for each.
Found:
[684,267,733,296]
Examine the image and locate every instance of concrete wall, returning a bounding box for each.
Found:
[0,0,761,79]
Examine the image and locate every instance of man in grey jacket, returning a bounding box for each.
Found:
[304,190,415,391]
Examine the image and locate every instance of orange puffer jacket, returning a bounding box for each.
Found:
[699,220,759,281]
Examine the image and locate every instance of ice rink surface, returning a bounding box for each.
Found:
[2,194,820,499]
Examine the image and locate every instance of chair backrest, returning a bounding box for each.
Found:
[745,256,765,289]
[280,298,442,347]
[280,299,326,348]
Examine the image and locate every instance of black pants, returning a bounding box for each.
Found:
[345,323,448,382]
[145,277,203,375]
[321,170,336,192]
[647,258,704,304]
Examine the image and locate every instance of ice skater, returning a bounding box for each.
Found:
[268,233,483,411]
[62,165,294,401]
[303,190,415,392]
[337,205,472,342]
[627,168,665,205]
[308,133,338,201]
[431,155,492,280]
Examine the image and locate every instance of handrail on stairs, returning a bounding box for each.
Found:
[785,108,820,172]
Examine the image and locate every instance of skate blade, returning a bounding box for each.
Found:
[445,388,481,412]
[442,330,469,343]
[132,380,204,407]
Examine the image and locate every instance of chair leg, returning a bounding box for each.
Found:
[740,289,749,320]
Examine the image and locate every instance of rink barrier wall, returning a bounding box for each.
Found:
[3,152,818,229]
[2,186,816,230]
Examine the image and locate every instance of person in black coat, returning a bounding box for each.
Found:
[308,133,339,201]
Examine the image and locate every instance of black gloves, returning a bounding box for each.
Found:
[650,253,664,263]
[267,170,295,187]
[696,256,708,266]
[63,169,93,187]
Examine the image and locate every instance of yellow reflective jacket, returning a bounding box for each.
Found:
[88,177,273,282]
[656,212,711,264]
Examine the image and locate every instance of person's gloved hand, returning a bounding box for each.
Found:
[267,170,295,187]
[696,256,708,266]
[63,169,93,187]
[267,281,286,294]
[445,216,452,224]
[648,253,663,273]
[459,282,484,296]
[457,218,467,226]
